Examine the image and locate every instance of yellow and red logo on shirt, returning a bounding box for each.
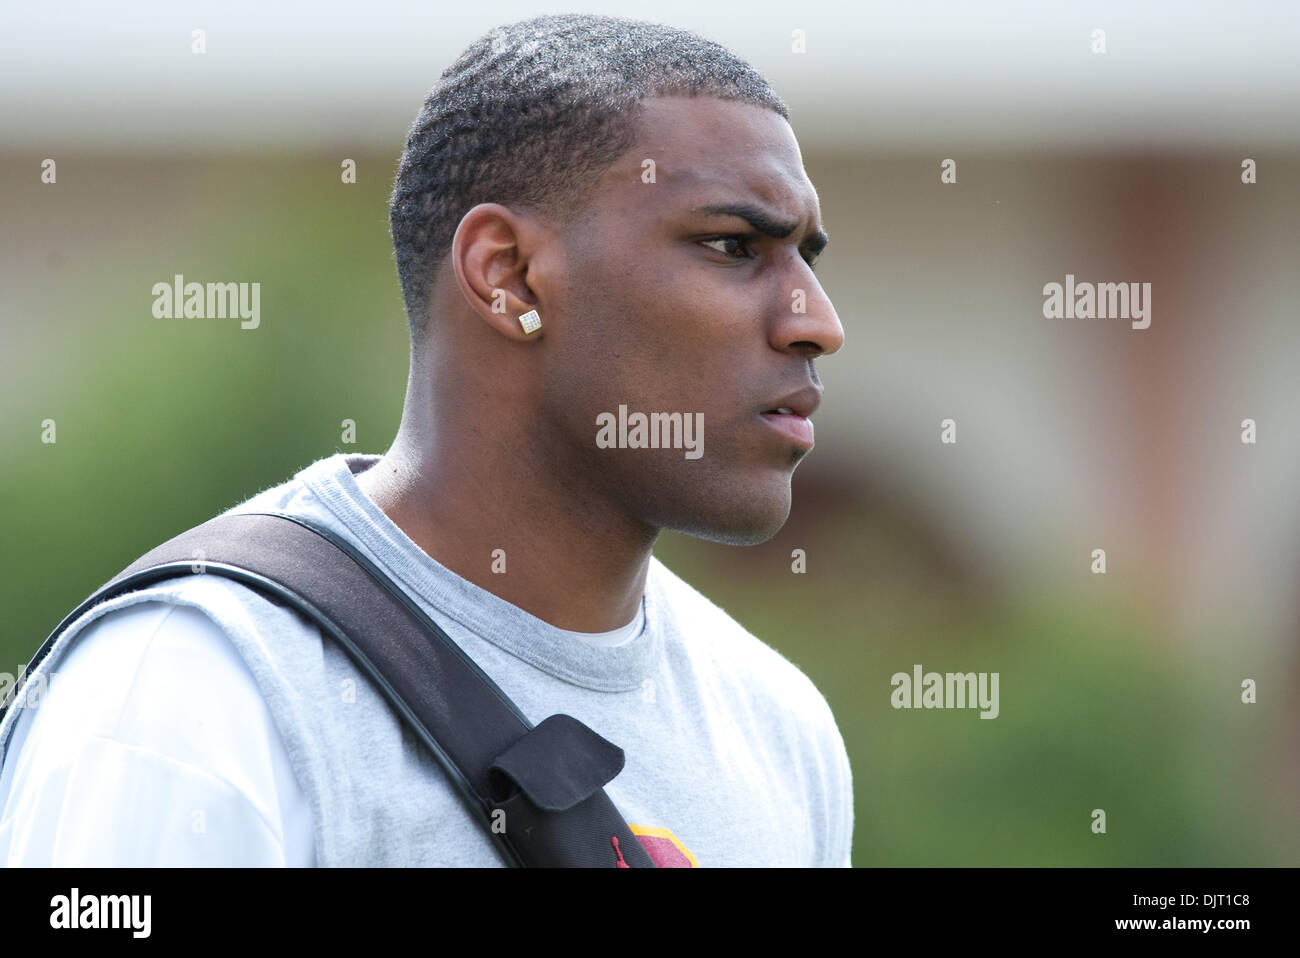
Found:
[629,824,699,868]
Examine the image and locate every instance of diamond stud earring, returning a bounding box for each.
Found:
[518,309,541,334]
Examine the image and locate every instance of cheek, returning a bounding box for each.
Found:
[550,249,758,417]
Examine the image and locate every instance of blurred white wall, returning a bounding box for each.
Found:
[3,0,1298,152]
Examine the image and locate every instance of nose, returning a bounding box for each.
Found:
[770,269,844,358]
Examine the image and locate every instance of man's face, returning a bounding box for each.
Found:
[539,95,844,545]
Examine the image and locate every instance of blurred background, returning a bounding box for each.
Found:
[2,0,1298,865]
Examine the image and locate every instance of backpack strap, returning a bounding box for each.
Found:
[2,511,655,868]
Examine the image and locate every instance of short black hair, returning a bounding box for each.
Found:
[388,13,790,342]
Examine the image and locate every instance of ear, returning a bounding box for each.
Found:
[450,202,549,341]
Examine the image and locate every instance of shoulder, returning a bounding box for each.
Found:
[23,600,263,725]
[0,596,314,865]
[50,598,284,741]
[9,600,283,791]
[54,574,342,768]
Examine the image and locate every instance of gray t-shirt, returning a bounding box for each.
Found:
[0,453,854,867]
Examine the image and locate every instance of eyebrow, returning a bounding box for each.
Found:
[694,202,829,254]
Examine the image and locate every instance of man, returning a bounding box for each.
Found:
[0,13,850,867]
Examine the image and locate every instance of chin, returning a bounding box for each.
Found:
[689,523,787,547]
[665,486,793,547]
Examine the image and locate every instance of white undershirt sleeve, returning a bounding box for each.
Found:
[0,601,315,867]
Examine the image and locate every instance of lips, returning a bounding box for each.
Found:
[758,385,821,450]
[759,409,815,448]
[760,385,821,420]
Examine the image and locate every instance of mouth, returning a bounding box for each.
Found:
[758,407,815,450]
[757,385,822,451]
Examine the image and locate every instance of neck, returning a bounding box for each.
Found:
[356,371,657,633]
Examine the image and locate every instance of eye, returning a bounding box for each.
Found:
[700,235,821,273]
[700,235,755,260]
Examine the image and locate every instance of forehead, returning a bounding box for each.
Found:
[592,95,820,222]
